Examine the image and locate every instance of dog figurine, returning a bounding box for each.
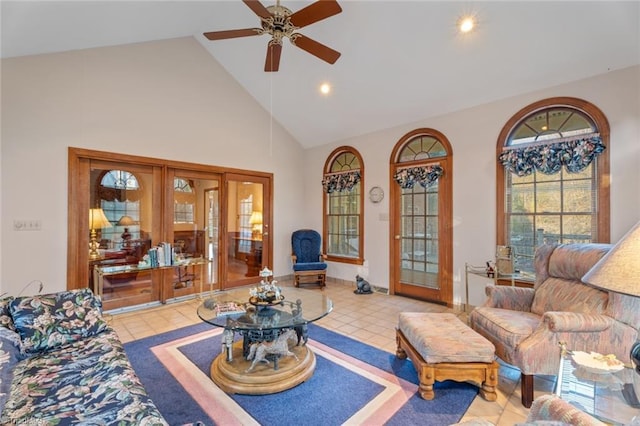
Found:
[354,275,373,294]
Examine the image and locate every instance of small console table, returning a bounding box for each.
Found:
[93,257,210,302]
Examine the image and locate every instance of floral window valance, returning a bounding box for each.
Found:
[322,171,361,193]
[97,187,143,202]
[499,134,605,177]
[393,165,444,189]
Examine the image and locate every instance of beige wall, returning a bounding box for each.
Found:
[0,37,307,295]
[304,65,640,306]
[2,36,639,306]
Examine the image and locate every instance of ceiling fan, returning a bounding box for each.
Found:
[203,0,342,72]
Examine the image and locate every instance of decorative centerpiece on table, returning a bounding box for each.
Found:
[249,267,284,306]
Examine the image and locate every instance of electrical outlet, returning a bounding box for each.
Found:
[13,220,41,231]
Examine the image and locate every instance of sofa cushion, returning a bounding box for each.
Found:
[293,262,327,272]
[0,328,168,425]
[10,288,108,354]
[531,278,608,316]
[0,297,16,331]
[546,243,610,282]
[469,307,541,359]
[398,312,495,363]
[0,327,22,414]
[606,292,640,331]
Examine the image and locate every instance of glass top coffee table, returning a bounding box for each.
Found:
[556,344,640,425]
[197,286,332,394]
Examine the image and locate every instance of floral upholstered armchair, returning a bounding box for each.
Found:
[469,243,640,408]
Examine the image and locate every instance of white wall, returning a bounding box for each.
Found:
[0,37,308,295]
[304,65,640,306]
[2,36,639,304]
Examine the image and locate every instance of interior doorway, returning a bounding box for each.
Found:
[222,173,272,289]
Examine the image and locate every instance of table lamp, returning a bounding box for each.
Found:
[249,211,263,240]
[89,208,112,259]
[582,221,640,374]
[117,215,136,245]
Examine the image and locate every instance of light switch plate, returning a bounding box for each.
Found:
[13,220,41,231]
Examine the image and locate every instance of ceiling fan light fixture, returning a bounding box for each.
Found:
[203,0,342,72]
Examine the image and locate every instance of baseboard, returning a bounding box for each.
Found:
[371,285,389,294]
[275,273,390,295]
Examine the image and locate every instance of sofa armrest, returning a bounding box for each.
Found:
[542,312,615,333]
[482,285,535,311]
[527,394,606,425]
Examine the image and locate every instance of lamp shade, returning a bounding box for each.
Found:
[582,221,640,297]
[116,215,136,226]
[249,211,263,225]
[89,208,112,230]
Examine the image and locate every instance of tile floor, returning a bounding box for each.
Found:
[109,280,556,425]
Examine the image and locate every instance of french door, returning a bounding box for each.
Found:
[390,129,453,306]
[168,168,221,298]
[68,148,273,311]
[222,173,272,289]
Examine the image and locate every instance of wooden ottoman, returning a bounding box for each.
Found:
[396,312,499,401]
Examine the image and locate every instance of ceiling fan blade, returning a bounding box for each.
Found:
[203,28,262,40]
[289,0,342,28]
[264,42,282,72]
[291,34,340,64]
[243,0,271,19]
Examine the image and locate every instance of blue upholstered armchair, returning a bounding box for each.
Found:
[291,229,328,288]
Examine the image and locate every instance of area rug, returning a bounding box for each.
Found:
[123,322,478,426]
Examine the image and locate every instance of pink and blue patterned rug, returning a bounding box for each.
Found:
[124,322,478,425]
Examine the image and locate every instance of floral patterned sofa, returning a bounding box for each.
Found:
[469,243,640,408]
[0,288,167,425]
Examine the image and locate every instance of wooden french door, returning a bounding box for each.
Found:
[222,173,272,289]
[68,148,274,311]
[167,168,221,298]
[389,129,453,306]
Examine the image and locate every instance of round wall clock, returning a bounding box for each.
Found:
[369,186,384,203]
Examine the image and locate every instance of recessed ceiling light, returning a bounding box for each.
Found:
[458,16,475,34]
[320,83,331,95]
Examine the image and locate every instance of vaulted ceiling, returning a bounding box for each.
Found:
[2,1,639,148]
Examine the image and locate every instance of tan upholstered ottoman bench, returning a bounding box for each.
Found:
[396,312,499,401]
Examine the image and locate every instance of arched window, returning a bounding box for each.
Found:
[322,146,364,264]
[496,97,610,277]
[98,169,142,246]
[174,177,195,224]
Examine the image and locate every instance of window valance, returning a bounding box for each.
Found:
[393,165,444,189]
[97,187,143,202]
[322,170,361,193]
[499,134,605,177]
